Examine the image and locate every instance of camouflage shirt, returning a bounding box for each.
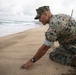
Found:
[45,14,76,45]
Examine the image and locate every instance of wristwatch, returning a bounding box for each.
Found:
[31,58,36,62]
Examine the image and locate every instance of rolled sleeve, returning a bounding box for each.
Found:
[43,39,54,47]
[45,28,58,42]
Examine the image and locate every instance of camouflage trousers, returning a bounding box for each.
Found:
[49,41,76,66]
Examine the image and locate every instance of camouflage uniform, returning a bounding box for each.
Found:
[34,6,76,66]
[45,14,76,65]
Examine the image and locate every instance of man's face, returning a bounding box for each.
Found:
[39,12,49,25]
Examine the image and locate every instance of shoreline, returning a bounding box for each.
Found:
[0,24,41,38]
[0,25,74,75]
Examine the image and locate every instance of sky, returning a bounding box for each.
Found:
[0,0,76,21]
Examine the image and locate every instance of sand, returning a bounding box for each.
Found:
[0,25,75,75]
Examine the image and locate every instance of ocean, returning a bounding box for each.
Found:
[0,19,42,37]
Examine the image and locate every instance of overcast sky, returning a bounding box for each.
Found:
[0,0,76,20]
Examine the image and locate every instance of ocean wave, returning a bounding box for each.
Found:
[0,20,41,37]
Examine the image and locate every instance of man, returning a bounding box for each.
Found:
[21,6,76,69]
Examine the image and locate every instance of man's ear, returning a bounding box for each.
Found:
[44,11,48,16]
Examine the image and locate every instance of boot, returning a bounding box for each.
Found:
[70,55,76,67]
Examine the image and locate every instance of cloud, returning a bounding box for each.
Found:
[0,0,76,19]
[0,0,63,15]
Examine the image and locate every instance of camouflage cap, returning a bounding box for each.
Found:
[34,6,50,19]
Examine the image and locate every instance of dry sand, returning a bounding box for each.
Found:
[0,25,75,75]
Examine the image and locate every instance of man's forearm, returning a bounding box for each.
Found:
[21,45,50,69]
[32,44,50,62]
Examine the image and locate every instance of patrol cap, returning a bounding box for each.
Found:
[34,6,50,19]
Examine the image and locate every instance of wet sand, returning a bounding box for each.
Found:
[0,25,75,75]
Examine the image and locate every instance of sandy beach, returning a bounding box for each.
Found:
[0,25,75,75]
